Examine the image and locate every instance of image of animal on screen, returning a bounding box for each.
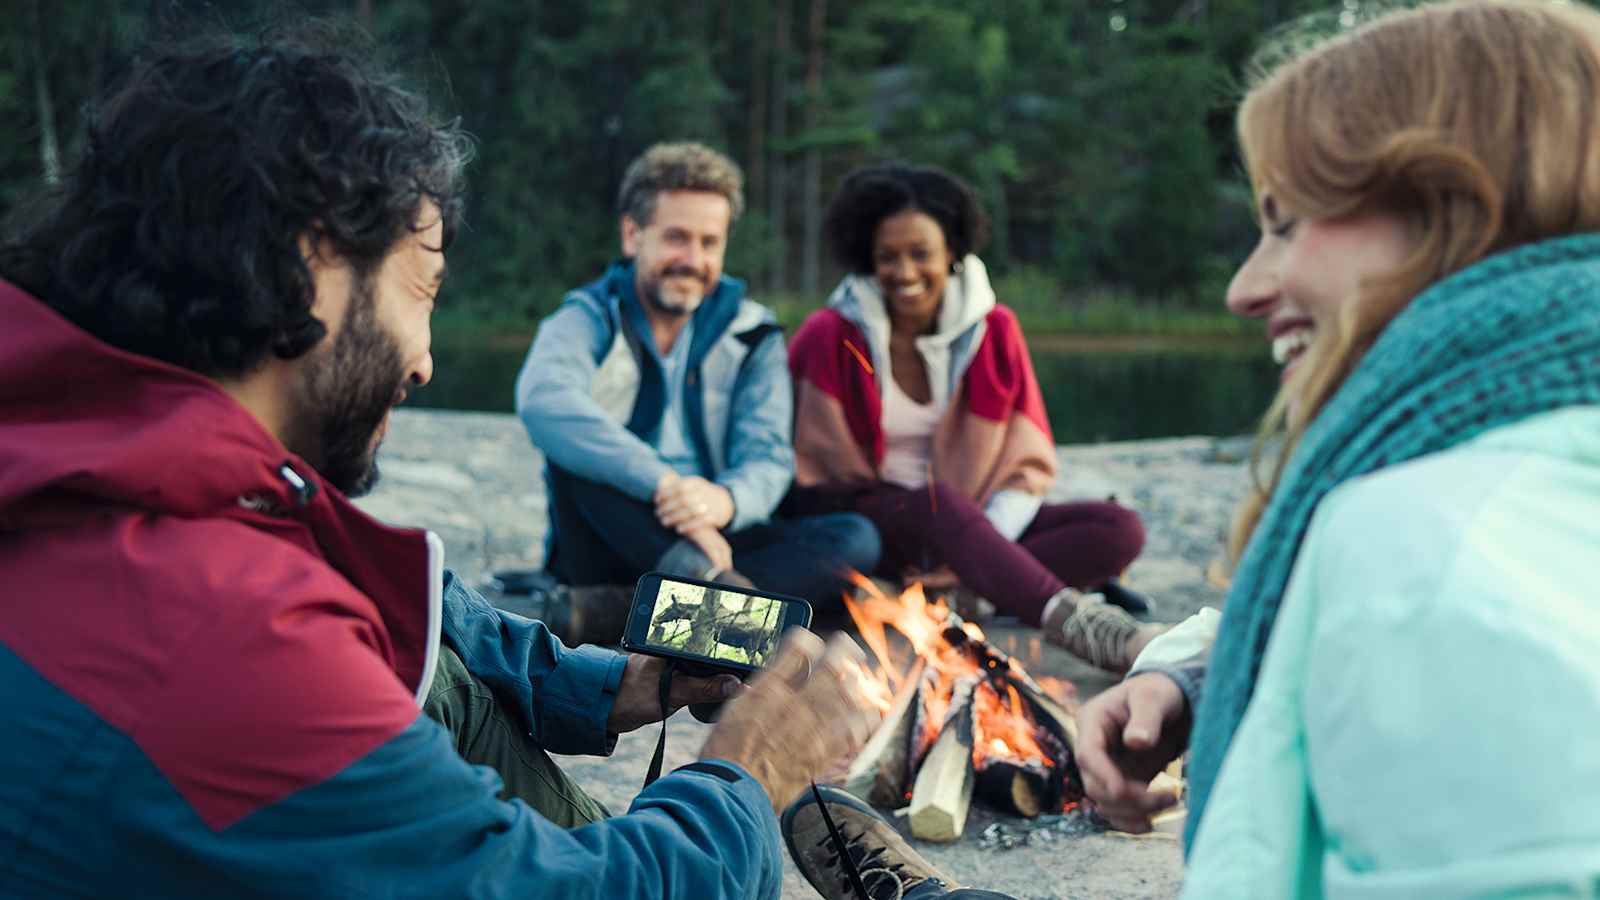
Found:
[646,579,785,667]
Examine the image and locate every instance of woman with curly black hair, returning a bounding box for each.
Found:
[787,162,1162,673]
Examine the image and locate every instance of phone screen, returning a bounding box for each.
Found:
[639,576,794,669]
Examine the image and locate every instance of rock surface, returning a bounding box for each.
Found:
[357,408,1256,900]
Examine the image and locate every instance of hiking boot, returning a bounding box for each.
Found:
[783,785,961,900]
[563,583,634,645]
[1096,579,1153,617]
[484,571,632,646]
[1041,589,1166,673]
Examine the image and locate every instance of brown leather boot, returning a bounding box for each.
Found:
[561,583,634,646]
[491,577,632,646]
[782,785,962,900]
[1041,589,1166,673]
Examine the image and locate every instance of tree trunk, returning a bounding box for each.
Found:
[356,0,373,26]
[983,166,1010,272]
[684,587,724,658]
[799,0,827,298]
[746,0,769,226]
[767,0,792,294]
[26,0,61,185]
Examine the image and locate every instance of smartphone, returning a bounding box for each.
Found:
[621,571,813,676]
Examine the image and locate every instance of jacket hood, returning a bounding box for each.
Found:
[0,279,439,696]
[0,280,323,526]
[826,254,996,348]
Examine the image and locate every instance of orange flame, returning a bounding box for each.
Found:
[840,570,1066,782]
[971,680,1054,769]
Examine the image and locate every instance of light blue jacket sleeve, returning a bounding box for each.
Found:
[440,569,627,757]
[716,331,796,531]
[1184,420,1600,898]
[516,297,671,501]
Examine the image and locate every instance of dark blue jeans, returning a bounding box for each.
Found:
[545,466,881,610]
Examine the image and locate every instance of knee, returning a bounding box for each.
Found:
[928,481,983,522]
[822,513,883,572]
[1102,503,1146,569]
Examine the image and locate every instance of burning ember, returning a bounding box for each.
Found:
[838,573,1086,842]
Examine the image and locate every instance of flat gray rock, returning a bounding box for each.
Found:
[357,408,1254,899]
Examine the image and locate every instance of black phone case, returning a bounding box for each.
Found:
[621,572,812,680]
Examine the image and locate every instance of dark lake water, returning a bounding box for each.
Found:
[411,335,1281,444]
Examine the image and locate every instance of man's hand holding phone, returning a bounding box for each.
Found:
[607,654,745,735]
[699,630,882,812]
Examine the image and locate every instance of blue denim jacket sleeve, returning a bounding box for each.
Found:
[225,715,784,900]
[516,296,672,501]
[439,570,628,756]
[716,330,796,531]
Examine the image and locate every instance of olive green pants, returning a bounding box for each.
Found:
[422,644,611,827]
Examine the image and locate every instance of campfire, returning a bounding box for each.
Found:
[839,574,1087,842]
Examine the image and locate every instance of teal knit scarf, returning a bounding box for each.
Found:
[1186,233,1600,850]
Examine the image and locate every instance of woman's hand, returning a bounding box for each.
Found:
[1076,672,1190,833]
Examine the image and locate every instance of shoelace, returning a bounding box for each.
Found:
[810,785,938,900]
[811,782,874,899]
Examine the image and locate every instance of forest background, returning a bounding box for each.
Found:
[1,0,1486,344]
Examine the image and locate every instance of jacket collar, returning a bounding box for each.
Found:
[0,279,439,696]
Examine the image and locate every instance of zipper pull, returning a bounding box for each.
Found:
[278,462,319,507]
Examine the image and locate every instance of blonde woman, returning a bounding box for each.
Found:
[782,3,1600,898]
[1077,1,1600,895]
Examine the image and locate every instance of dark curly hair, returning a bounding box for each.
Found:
[823,163,990,275]
[0,24,472,378]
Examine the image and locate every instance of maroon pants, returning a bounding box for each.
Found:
[785,482,1144,626]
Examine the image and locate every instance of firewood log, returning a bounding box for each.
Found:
[973,759,1055,817]
[1010,676,1079,750]
[842,657,927,807]
[1005,675,1084,799]
[907,677,979,842]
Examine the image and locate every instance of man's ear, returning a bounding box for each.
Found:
[296,231,352,325]
[299,227,346,268]
[620,215,641,257]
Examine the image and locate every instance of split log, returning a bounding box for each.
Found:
[1007,675,1084,800]
[943,624,1077,751]
[907,677,979,842]
[905,665,944,773]
[1131,771,1187,835]
[842,657,927,808]
[1010,676,1078,750]
[974,759,1055,817]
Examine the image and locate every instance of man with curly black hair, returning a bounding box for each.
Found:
[516,142,882,642]
[0,28,879,899]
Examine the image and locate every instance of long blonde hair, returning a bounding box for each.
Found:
[1230,0,1600,559]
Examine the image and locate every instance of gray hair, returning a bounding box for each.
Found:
[617,142,745,227]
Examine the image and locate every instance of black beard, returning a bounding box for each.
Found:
[286,275,407,497]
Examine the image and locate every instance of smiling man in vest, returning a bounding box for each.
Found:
[517,143,880,643]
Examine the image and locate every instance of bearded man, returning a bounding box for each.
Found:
[517,143,880,643]
[0,28,877,899]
